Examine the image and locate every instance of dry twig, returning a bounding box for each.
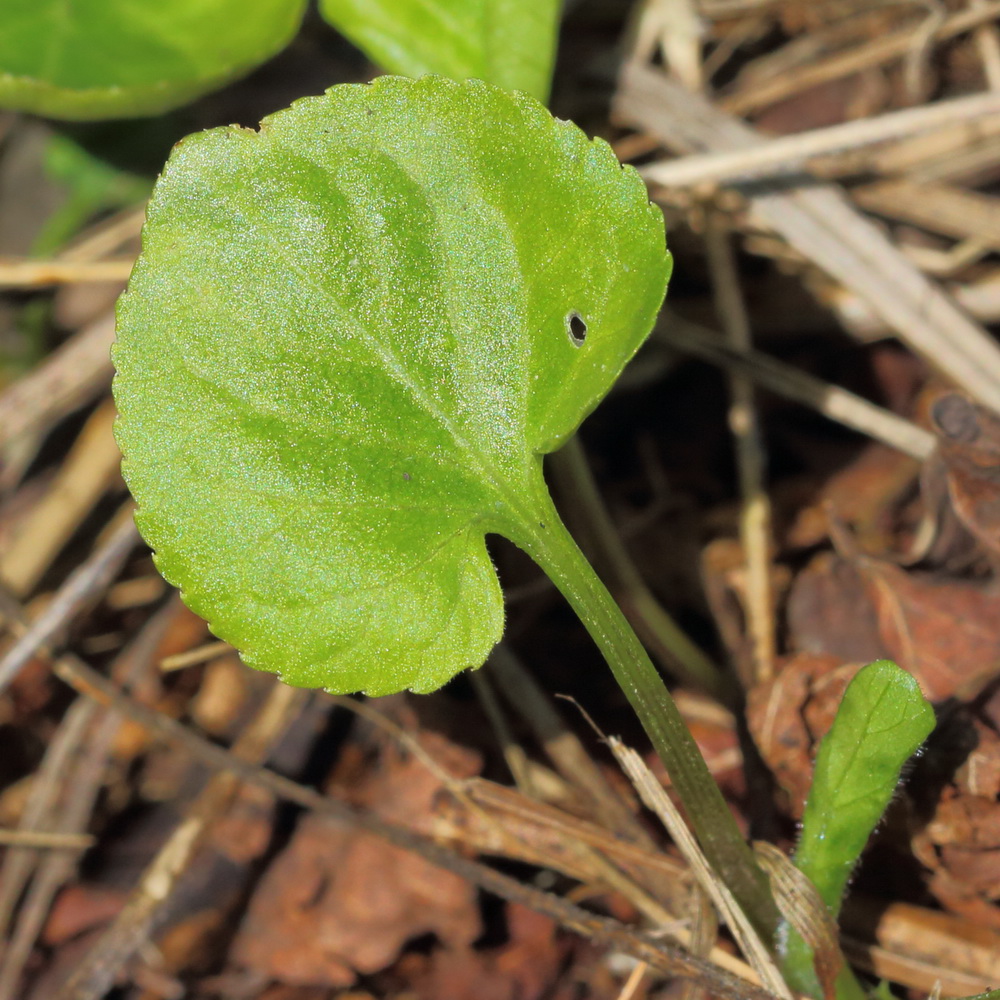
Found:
[11,633,778,999]
[720,2,1000,116]
[641,90,1000,188]
[1,400,122,596]
[704,215,776,685]
[659,316,936,460]
[52,682,306,1000]
[611,739,792,999]
[0,258,135,288]
[0,507,138,695]
[0,602,182,1000]
[0,311,115,452]
[616,63,1000,412]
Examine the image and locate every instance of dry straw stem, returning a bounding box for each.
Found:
[52,681,307,1000]
[752,841,845,1000]
[679,888,725,1000]
[610,738,793,1000]
[0,687,97,946]
[0,506,139,696]
[974,0,1000,90]
[0,831,93,849]
[0,258,135,288]
[56,205,145,263]
[833,268,1000,340]
[469,668,537,792]
[0,604,780,1000]
[852,179,1000,253]
[719,1,1000,116]
[489,644,653,837]
[8,565,988,997]
[0,600,180,1000]
[0,399,122,596]
[640,91,1000,189]
[840,898,1000,996]
[0,204,143,288]
[870,116,1000,183]
[450,773,745,964]
[159,638,233,671]
[659,316,936,461]
[330,688,713,960]
[698,0,785,15]
[454,777,688,884]
[704,214,776,686]
[326,687,650,925]
[487,645,694,916]
[628,0,705,91]
[327,683,681,937]
[616,63,1000,413]
[617,961,652,1000]
[0,584,772,1000]
[901,237,992,279]
[0,310,115,451]
[840,937,997,998]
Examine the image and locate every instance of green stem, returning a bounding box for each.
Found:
[512,479,781,949]
[783,931,869,1000]
[549,439,731,703]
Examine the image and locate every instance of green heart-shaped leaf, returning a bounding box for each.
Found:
[0,0,307,120]
[114,75,670,694]
[318,0,560,101]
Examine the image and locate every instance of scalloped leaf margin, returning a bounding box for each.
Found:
[113,76,670,694]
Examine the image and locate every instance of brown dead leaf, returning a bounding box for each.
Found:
[42,885,127,946]
[841,895,1000,990]
[856,559,1000,701]
[938,845,1000,900]
[929,791,1000,850]
[753,71,888,135]
[256,988,338,1000]
[786,552,887,664]
[231,698,484,987]
[911,714,1000,922]
[782,444,919,553]
[701,537,792,684]
[930,393,1000,559]
[403,903,568,1000]
[189,654,250,738]
[746,653,862,813]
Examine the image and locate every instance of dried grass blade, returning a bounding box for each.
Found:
[609,737,793,1000]
[616,64,1000,413]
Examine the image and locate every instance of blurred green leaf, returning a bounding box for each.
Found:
[319,0,560,100]
[0,0,307,120]
[33,133,151,255]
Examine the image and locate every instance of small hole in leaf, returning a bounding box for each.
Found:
[566,311,587,346]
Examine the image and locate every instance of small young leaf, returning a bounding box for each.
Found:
[795,659,935,912]
[780,661,933,999]
[318,0,560,101]
[0,0,307,120]
[114,75,670,696]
